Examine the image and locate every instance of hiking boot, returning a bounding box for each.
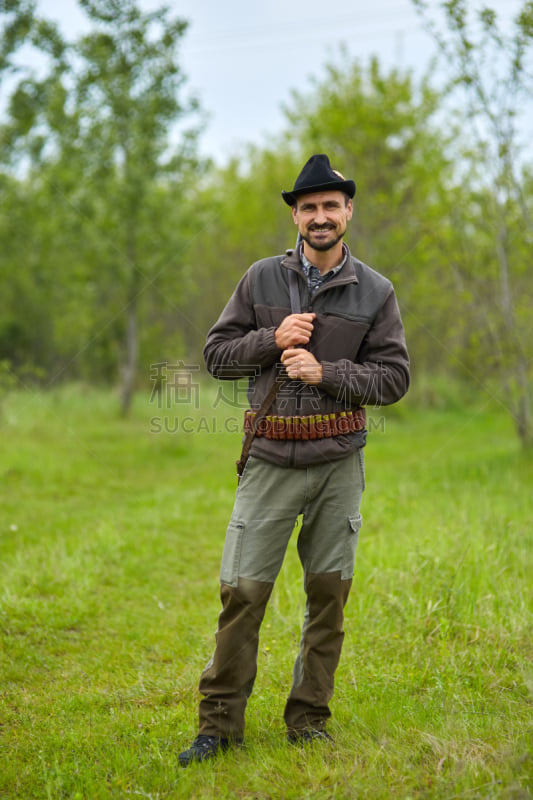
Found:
[178,734,242,766]
[287,729,334,745]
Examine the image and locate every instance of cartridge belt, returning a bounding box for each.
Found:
[243,408,366,441]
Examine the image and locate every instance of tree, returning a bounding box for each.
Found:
[0,1,66,382]
[413,0,533,446]
[69,0,202,414]
[0,0,203,409]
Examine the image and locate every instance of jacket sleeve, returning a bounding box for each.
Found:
[203,269,282,379]
[319,287,410,407]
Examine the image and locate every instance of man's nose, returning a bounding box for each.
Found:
[314,207,327,224]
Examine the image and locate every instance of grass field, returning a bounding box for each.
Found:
[1,384,532,799]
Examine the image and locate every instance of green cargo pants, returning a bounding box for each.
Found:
[198,450,364,737]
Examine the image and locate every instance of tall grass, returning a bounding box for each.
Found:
[0,384,531,799]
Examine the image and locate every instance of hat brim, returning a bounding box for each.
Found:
[282,179,356,206]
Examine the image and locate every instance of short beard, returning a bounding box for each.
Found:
[301,228,345,252]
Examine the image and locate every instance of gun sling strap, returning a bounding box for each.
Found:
[236,267,301,479]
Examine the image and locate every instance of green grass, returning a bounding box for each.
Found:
[0,384,532,799]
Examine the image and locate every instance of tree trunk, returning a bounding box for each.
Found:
[120,295,137,417]
[514,355,532,448]
[120,226,139,418]
[495,217,532,447]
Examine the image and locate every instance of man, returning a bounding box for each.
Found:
[178,154,409,766]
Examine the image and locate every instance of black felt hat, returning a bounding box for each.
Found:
[281,154,356,206]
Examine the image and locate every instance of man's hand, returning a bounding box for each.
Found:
[275,313,316,349]
[281,347,323,385]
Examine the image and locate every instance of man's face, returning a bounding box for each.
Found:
[291,190,353,252]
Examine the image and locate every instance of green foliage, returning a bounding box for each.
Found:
[0,0,35,72]
[412,0,533,445]
[63,1,203,413]
[0,0,204,408]
[1,1,533,444]
[0,0,65,166]
[0,387,531,797]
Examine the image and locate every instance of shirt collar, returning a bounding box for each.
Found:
[299,242,348,279]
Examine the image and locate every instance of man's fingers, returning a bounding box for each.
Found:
[281,348,312,364]
[281,348,300,363]
[275,313,316,349]
[281,347,322,385]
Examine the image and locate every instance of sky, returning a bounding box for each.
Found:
[32,0,526,163]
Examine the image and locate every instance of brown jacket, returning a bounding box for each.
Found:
[203,246,409,467]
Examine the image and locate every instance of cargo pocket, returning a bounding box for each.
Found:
[341,514,362,580]
[220,518,246,587]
